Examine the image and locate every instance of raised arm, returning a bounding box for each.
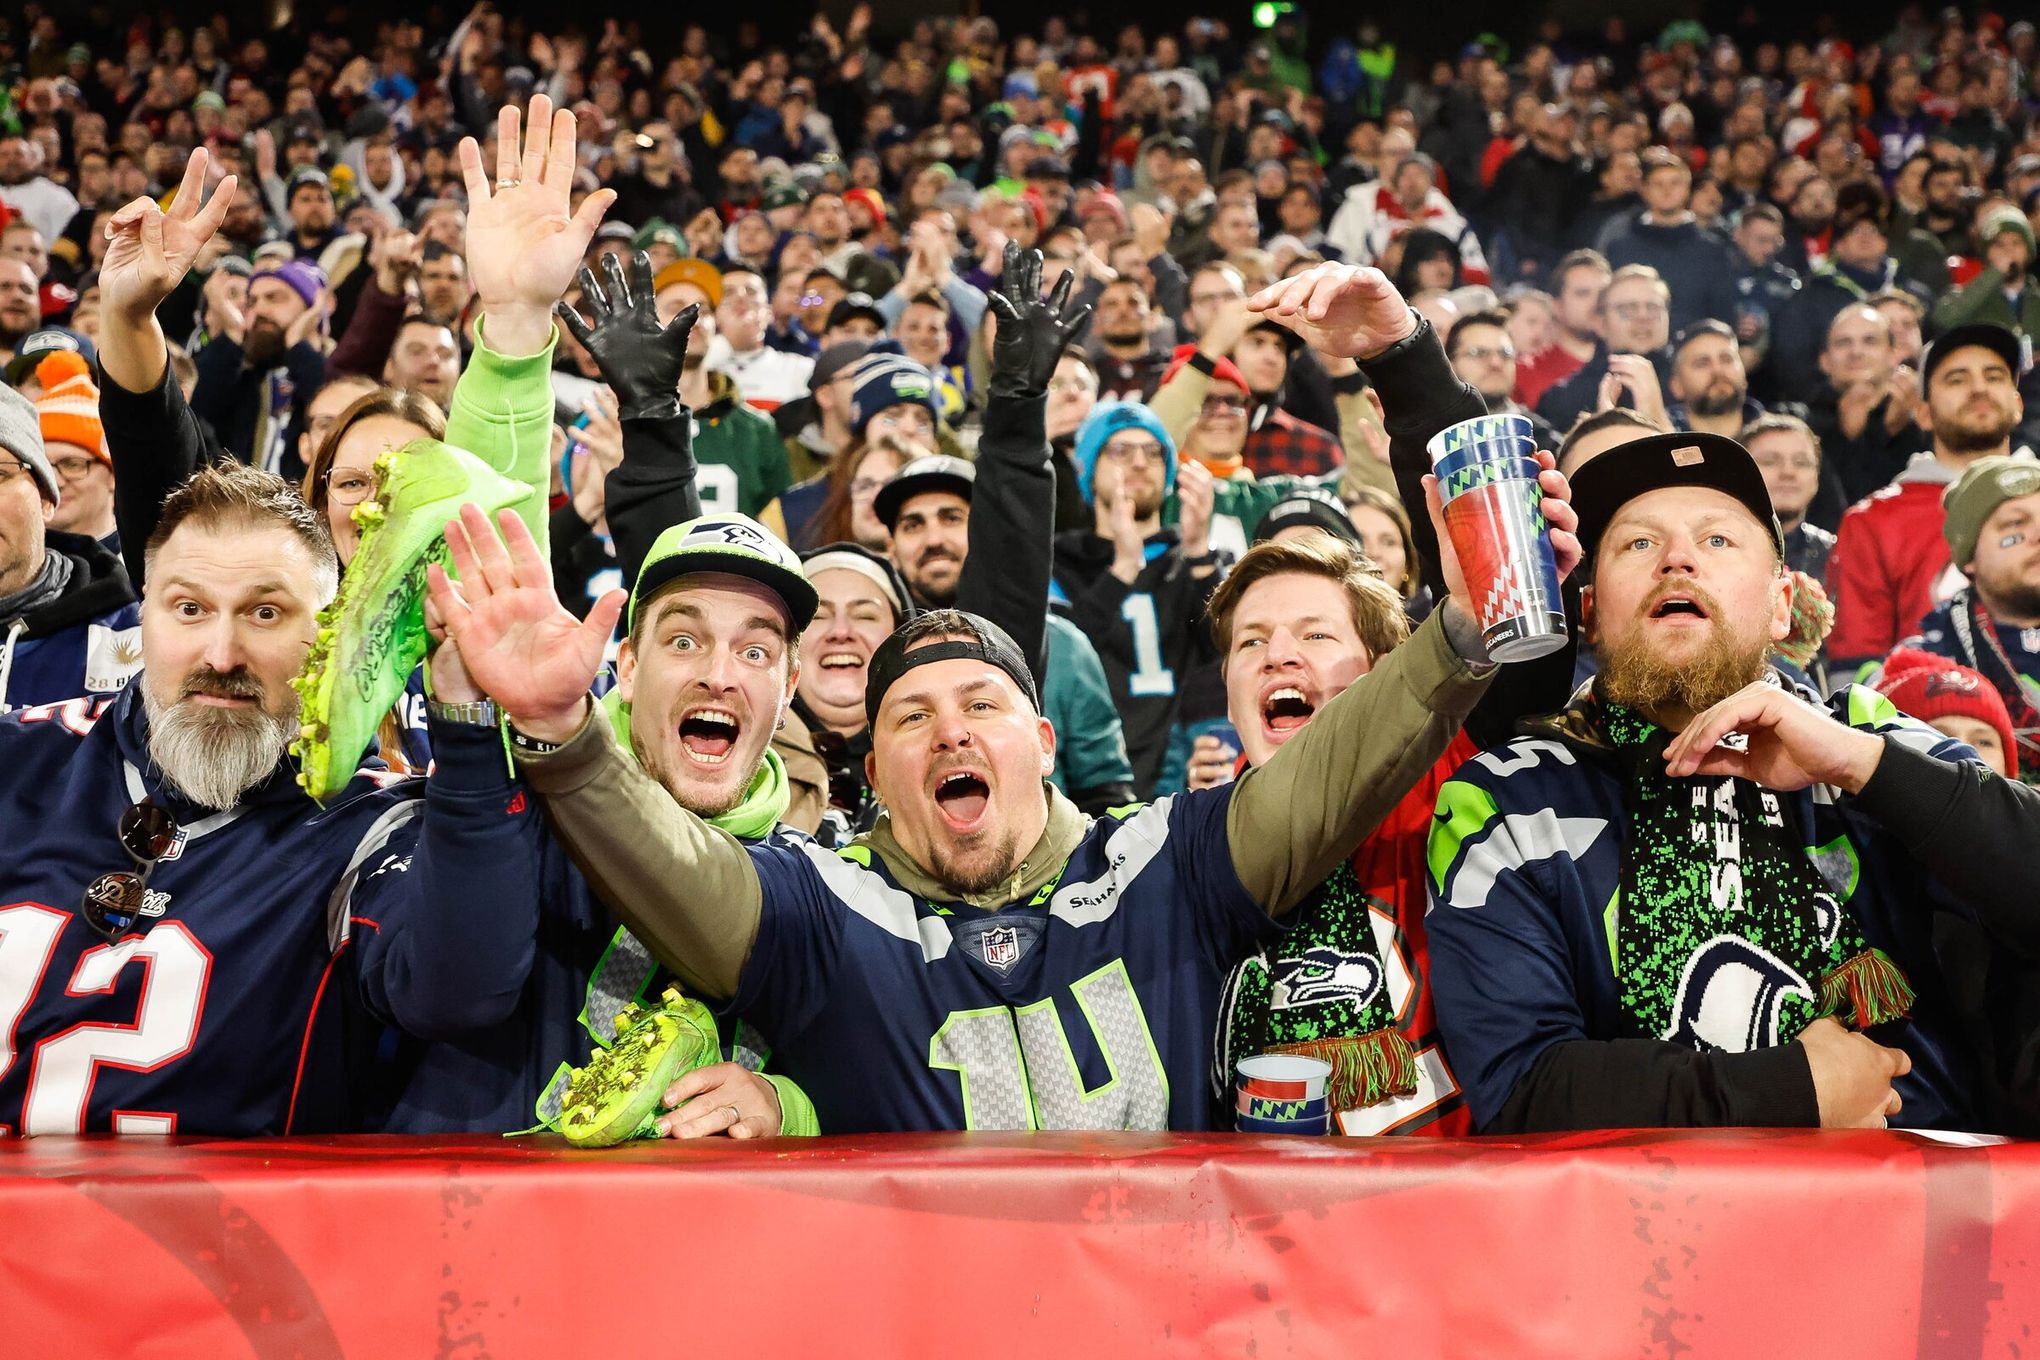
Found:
[95,148,239,585]
[452,93,618,552]
[960,243,1094,687]
[553,250,706,589]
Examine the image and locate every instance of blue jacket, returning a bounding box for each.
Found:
[0,681,546,1134]
[0,532,140,712]
[1427,682,1991,1133]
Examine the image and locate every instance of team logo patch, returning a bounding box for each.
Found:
[1271,946,1385,1011]
[980,926,1021,973]
[1663,935,1815,1053]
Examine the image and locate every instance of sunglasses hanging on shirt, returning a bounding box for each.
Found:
[81,800,180,940]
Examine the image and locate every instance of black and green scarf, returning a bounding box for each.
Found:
[1602,701,1913,1047]
[1217,863,1418,1112]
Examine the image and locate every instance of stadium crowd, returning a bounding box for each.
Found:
[5,3,2040,1142]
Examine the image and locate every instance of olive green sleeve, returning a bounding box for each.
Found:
[513,703,763,1000]
[1225,607,1491,916]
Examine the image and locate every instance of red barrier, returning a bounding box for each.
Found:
[3,1130,2036,1358]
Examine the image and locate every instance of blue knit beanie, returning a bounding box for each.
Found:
[1071,401,1176,502]
[847,357,941,436]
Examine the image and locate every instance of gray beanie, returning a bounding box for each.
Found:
[0,382,58,506]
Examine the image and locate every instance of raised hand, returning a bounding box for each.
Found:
[555,250,699,418]
[985,241,1094,398]
[459,92,617,356]
[1245,262,1416,361]
[100,148,237,325]
[426,503,623,741]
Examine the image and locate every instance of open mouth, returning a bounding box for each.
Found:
[820,652,865,671]
[1648,593,1710,622]
[1262,685,1317,734]
[677,707,741,765]
[933,768,991,830]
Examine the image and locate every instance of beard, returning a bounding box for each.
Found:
[1688,382,1745,417]
[243,318,286,367]
[144,668,296,811]
[929,827,1023,896]
[1596,588,1767,720]
[632,733,754,820]
[1937,400,2018,455]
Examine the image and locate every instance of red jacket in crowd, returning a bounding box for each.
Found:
[1825,452,1965,671]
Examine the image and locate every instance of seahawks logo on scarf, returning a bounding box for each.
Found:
[1215,863,1418,1113]
[1602,702,1913,1050]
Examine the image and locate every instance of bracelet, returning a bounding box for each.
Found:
[507,724,567,756]
[427,698,502,728]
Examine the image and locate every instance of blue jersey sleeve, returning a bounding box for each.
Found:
[347,718,548,1037]
[730,837,852,1045]
[1164,786,1277,970]
[1424,759,1616,1129]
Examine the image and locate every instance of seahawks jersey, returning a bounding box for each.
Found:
[0,683,544,1136]
[732,789,1274,1132]
[1424,685,1984,1132]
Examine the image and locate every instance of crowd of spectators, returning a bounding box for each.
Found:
[6,3,2040,1140]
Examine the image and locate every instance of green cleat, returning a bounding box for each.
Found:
[559,986,722,1148]
[290,439,533,803]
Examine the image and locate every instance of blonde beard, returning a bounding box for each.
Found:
[1596,620,1767,722]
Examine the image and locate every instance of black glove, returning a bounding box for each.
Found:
[553,251,699,420]
[985,241,1093,400]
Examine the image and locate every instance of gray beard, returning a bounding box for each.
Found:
[144,691,296,811]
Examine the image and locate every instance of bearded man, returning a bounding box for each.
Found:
[0,462,546,1134]
[1426,432,2029,1134]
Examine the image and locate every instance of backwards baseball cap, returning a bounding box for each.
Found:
[1253,487,1365,549]
[863,611,1040,728]
[1922,322,2024,390]
[1941,454,2040,567]
[825,292,887,333]
[874,454,975,529]
[1158,343,1250,396]
[1569,431,1783,567]
[631,514,818,634]
[800,541,913,621]
[285,166,332,199]
[4,327,95,387]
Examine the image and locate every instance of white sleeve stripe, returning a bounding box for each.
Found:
[325,800,426,952]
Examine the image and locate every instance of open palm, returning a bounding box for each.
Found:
[100,148,236,321]
[458,93,616,316]
[1245,262,1416,360]
[426,504,622,728]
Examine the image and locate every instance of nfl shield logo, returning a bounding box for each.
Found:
[981,926,1020,973]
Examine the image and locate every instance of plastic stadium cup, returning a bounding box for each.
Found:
[1440,457,1569,663]
[1235,1054,1333,1134]
[1426,412,1538,467]
[1431,433,1540,484]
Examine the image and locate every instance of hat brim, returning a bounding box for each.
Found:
[874,470,974,529]
[1924,323,2025,389]
[632,551,819,634]
[1568,431,1782,568]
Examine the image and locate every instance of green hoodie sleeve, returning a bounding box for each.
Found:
[765,1073,821,1136]
[446,315,561,553]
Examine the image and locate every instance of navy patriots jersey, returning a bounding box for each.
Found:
[733,788,1275,1132]
[0,681,544,1136]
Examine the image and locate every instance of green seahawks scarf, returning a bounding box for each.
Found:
[1602,702,1913,1047]
[1217,862,1417,1113]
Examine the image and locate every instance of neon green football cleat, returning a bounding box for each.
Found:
[559,986,722,1148]
[290,438,533,803]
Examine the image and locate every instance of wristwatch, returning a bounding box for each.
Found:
[1358,309,1429,366]
[426,698,502,728]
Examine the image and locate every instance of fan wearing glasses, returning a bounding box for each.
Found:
[0,457,551,1136]
[0,382,140,710]
[1444,310,1557,451]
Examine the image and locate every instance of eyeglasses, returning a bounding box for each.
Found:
[1047,378,1095,397]
[1100,440,1166,463]
[1455,344,1516,362]
[1200,395,1249,416]
[850,476,891,499]
[0,459,36,486]
[83,800,179,940]
[52,455,103,481]
[324,467,377,506]
[1606,300,1669,319]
